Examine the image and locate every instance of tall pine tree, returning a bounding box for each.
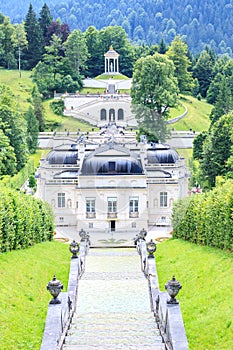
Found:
[39,3,52,51]
[24,4,43,69]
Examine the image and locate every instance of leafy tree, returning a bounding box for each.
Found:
[206,73,223,104]
[50,99,64,115]
[11,23,28,78]
[28,174,36,191]
[32,35,82,97]
[45,20,70,47]
[31,85,45,132]
[166,35,193,93]
[0,129,17,176]
[131,53,179,142]
[43,34,63,79]
[65,29,88,75]
[192,50,215,97]
[24,4,43,69]
[84,26,101,77]
[0,84,28,171]
[32,61,55,98]
[207,57,233,104]
[209,77,233,126]
[0,16,15,69]
[0,106,28,171]
[98,26,134,76]
[192,78,200,98]
[25,106,39,153]
[193,132,208,160]
[200,113,233,188]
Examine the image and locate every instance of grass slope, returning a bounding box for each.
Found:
[171,95,212,132]
[156,239,233,350]
[0,69,212,133]
[0,241,70,350]
[0,69,33,113]
[95,73,129,80]
[43,99,96,132]
[1,239,232,349]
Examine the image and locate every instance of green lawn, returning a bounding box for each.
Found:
[169,103,186,119]
[156,239,233,350]
[170,95,212,132]
[0,241,70,350]
[0,69,33,113]
[43,99,96,132]
[1,239,232,349]
[95,73,130,80]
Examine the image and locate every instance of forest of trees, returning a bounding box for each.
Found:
[1,0,233,56]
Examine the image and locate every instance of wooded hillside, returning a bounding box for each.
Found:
[1,0,232,56]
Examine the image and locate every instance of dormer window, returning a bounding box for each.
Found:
[109,161,116,172]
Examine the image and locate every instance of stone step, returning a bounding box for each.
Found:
[70,320,157,331]
[66,329,161,345]
[72,311,155,322]
[63,344,166,350]
[63,336,164,348]
[64,311,163,348]
[68,321,160,335]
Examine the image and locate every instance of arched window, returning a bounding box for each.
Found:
[100,109,107,121]
[118,108,124,120]
[109,109,115,122]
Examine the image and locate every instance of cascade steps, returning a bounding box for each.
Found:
[62,249,165,350]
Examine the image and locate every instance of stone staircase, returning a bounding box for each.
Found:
[62,249,165,350]
[63,312,164,349]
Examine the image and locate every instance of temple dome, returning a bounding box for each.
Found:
[104,46,119,57]
[147,143,179,164]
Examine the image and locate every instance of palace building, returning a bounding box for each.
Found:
[36,125,189,233]
[37,47,189,233]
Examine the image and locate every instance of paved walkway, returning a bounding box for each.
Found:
[54,226,172,247]
[63,248,165,349]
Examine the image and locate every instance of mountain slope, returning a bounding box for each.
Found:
[1,0,232,55]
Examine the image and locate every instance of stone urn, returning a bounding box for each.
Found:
[47,275,63,304]
[146,239,157,258]
[69,240,80,258]
[165,276,182,304]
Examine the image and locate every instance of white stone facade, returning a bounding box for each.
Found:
[36,127,189,233]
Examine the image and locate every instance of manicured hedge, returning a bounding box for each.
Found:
[172,180,233,251]
[0,188,54,252]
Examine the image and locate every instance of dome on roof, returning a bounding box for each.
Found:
[147,144,179,164]
[81,143,143,175]
[47,145,78,165]
[104,45,119,57]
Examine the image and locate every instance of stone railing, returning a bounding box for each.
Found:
[86,212,96,219]
[107,212,117,219]
[40,238,90,350]
[135,238,188,350]
[129,211,139,218]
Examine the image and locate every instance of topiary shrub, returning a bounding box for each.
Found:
[50,99,64,115]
